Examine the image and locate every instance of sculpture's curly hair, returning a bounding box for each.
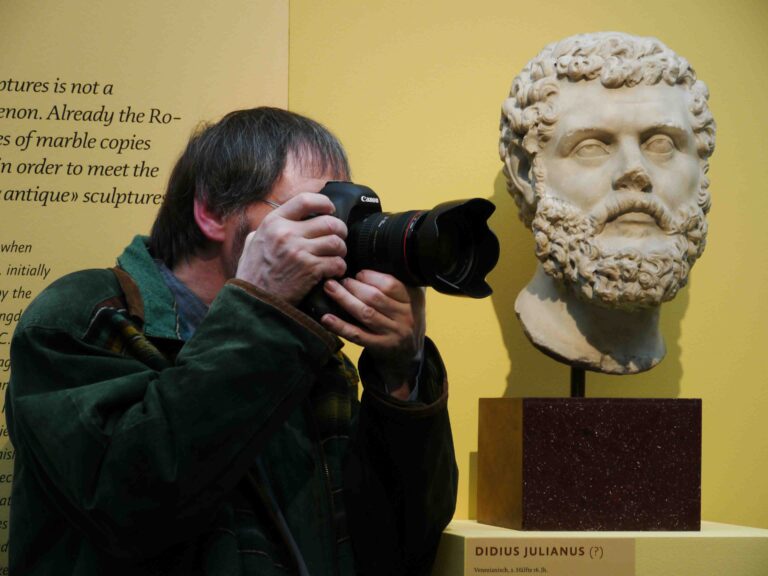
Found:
[499,32,716,227]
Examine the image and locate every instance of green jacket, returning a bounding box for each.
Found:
[6,236,457,575]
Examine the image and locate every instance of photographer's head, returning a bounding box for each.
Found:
[150,107,349,269]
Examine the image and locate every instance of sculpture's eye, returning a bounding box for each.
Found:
[572,139,609,159]
[643,134,675,156]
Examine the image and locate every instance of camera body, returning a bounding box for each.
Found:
[317,181,383,225]
[299,181,499,321]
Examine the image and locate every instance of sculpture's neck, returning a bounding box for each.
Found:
[515,266,665,374]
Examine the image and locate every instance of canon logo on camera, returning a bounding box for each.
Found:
[360,195,380,204]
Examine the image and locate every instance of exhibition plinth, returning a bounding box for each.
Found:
[432,520,768,576]
[477,398,701,531]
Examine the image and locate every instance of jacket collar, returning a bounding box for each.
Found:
[116,235,182,340]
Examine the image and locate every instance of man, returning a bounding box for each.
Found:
[499,32,716,373]
[6,108,457,575]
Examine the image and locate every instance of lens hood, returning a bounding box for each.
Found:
[415,198,499,298]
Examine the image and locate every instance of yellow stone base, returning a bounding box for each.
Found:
[433,520,768,576]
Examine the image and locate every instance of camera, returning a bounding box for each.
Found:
[300,181,499,320]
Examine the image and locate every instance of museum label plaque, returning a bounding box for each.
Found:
[467,536,635,576]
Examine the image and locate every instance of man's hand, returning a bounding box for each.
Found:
[236,193,348,305]
[320,270,426,400]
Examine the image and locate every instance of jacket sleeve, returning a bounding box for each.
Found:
[343,337,458,576]
[7,274,338,560]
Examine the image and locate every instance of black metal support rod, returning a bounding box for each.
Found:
[570,367,586,398]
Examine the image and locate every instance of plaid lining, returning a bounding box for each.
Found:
[309,352,358,546]
[311,352,358,439]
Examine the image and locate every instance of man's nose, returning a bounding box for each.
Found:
[612,144,652,193]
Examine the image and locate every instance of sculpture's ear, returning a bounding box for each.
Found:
[502,142,536,207]
[193,196,227,242]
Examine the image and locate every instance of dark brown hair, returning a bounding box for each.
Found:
[149,107,349,267]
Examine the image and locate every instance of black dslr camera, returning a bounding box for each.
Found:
[300,181,499,321]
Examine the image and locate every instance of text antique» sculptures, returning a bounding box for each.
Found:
[499,32,716,374]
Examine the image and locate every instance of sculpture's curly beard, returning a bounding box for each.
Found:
[531,193,708,310]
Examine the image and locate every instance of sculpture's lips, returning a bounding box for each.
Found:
[592,196,674,234]
[609,211,657,225]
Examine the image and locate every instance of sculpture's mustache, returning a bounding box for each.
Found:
[590,193,675,233]
[532,191,707,311]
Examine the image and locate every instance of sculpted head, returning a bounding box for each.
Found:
[500,32,716,310]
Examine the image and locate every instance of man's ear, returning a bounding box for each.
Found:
[503,142,536,207]
[193,197,227,242]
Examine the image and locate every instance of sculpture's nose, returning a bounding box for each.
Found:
[613,166,652,193]
[612,142,653,193]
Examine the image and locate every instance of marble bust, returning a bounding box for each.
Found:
[499,32,716,374]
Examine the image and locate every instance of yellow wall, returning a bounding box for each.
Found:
[289,0,768,528]
[2,1,766,560]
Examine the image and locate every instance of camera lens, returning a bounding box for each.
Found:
[301,182,498,324]
[347,199,498,298]
[347,210,425,285]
